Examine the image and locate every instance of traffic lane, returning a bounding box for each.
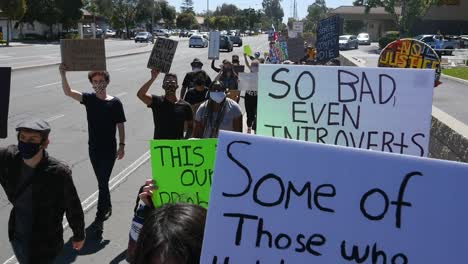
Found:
[433,78,468,124]
[0,36,266,261]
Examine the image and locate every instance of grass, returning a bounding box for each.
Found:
[443,68,468,80]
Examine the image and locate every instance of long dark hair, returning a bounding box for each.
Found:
[133,203,207,264]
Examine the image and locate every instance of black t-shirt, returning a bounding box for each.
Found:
[184,87,209,105]
[149,95,193,139]
[81,93,126,149]
[182,70,212,89]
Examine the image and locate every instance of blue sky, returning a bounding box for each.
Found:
[168,0,354,22]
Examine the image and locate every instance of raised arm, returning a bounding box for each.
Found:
[211,59,221,73]
[59,64,82,102]
[244,53,251,70]
[137,69,159,106]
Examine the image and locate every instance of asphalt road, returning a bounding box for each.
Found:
[0,35,270,263]
[341,44,468,125]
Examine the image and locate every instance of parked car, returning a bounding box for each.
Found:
[188,30,199,37]
[357,33,371,45]
[220,30,228,36]
[135,32,154,43]
[339,35,359,50]
[230,35,243,47]
[189,35,208,48]
[219,35,233,52]
[154,29,170,37]
[414,34,458,55]
[179,30,189,37]
[106,29,116,37]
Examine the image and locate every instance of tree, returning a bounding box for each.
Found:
[56,0,83,29]
[176,12,197,29]
[214,4,239,16]
[161,2,176,27]
[362,0,442,36]
[0,0,26,45]
[262,0,284,30]
[344,20,365,34]
[111,0,139,38]
[304,0,328,32]
[180,0,194,14]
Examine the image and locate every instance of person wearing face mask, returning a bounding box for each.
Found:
[59,64,127,238]
[0,119,85,263]
[183,77,209,119]
[193,81,242,138]
[215,60,240,103]
[243,57,260,134]
[137,69,193,140]
[180,58,212,99]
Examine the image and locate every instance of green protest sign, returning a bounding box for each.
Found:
[150,139,217,208]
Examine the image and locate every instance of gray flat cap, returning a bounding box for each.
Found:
[16,119,51,134]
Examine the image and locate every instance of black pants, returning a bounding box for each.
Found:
[89,147,116,221]
[244,93,258,130]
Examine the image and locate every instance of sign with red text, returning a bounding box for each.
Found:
[201,131,468,264]
[257,64,435,157]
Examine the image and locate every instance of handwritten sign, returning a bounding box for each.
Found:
[288,31,298,39]
[293,21,304,33]
[238,72,258,91]
[147,37,178,73]
[287,37,304,62]
[233,65,245,74]
[60,39,106,71]
[150,139,217,208]
[0,67,11,138]
[378,38,441,86]
[201,131,468,264]
[316,15,340,63]
[244,44,253,57]
[209,32,220,60]
[256,64,435,157]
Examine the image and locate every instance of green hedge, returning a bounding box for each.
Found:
[379,31,400,49]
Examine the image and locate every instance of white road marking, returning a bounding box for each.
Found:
[34,81,61,88]
[1,151,151,264]
[115,92,128,97]
[45,114,65,122]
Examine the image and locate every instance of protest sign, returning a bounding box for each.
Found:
[378,38,441,86]
[147,37,178,73]
[256,64,434,157]
[60,39,106,71]
[293,21,304,33]
[238,72,258,91]
[287,37,305,62]
[316,15,340,63]
[288,31,298,39]
[209,32,220,60]
[201,131,468,264]
[0,67,11,138]
[279,41,288,61]
[150,139,217,208]
[244,44,253,57]
[233,65,245,74]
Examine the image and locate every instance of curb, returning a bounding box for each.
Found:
[11,49,152,72]
[441,74,468,86]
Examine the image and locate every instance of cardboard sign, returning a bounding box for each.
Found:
[0,67,11,138]
[378,38,441,86]
[256,64,435,157]
[150,139,217,208]
[60,39,106,71]
[293,21,304,33]
[147,37,178,73]
[238,72,258,91]
[287,37,305,62]
[209,32,220,60]
[233,65,245,74]
[201,131,468,264]
[316,15,340,63]
[244,44,253,57]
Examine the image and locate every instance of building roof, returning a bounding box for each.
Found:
[330,6,402,16]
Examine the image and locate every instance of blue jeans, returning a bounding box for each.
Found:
[89,147,116,221]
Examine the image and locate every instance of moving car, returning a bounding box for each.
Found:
[230,35,243,47]
[154,29,170,37]
[339,35,359,50]
[219,35,233,52]
[189,35,208,48]
[135,32,154,43]
[357,33,371,45]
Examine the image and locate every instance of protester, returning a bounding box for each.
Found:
[60,64,126,237]
[0,119,85,263]
[137,69,193,139]
[243,59,260,134]
[215,60,240,102]
[180,58,212,99]
[211,54,240,73]
[211,59,226,73]
[132,180,206,264]
[184,77,209,118]
[193,81,242,138]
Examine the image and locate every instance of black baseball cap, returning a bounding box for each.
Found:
[16,119,51,137]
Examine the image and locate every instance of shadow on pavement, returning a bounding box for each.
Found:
[54,223,111,264]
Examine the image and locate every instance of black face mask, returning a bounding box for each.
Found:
[18,141,42,159]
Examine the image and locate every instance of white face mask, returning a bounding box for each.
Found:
[210,91,226,103]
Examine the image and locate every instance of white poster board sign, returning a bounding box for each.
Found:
[201,131,468,264]
[293,21,304,33]
[257,64,435,157]
[208,31,220,60]
[238,72,258,91]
